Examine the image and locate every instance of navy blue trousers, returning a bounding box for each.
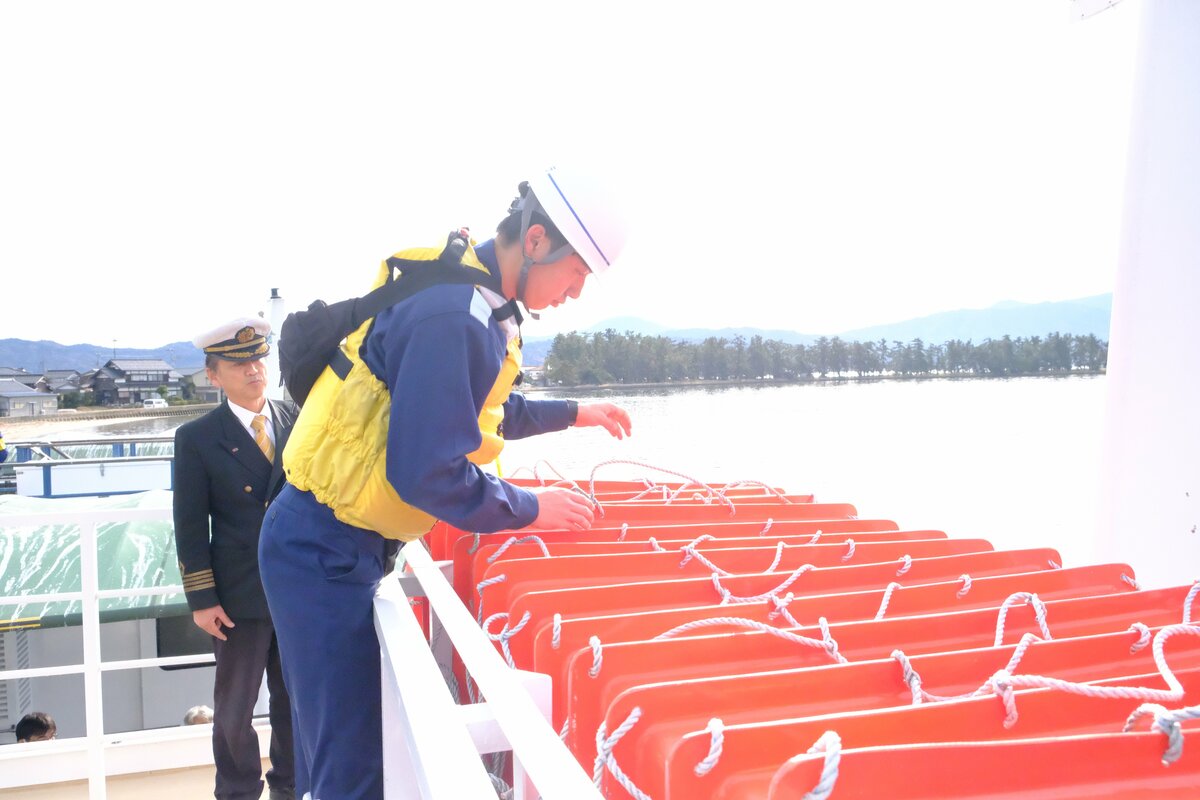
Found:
[259,485,394,800]
[211,618,294,800]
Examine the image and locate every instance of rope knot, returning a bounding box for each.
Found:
[989,669,1019,728]
[1128,621,1153,653]
[1124,703,1188,765]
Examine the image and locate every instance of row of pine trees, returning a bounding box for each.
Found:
[542,331,1108,386]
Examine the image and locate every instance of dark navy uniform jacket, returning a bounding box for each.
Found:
[173,399,298,619]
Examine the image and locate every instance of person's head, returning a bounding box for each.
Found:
[182,705,213,725]
[192,317,271,411]
[494,166,627,313]
[15,712,56,743]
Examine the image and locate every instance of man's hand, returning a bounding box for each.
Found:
[528,487,596,531]
[575,402,632,440]
[193,605,235,641]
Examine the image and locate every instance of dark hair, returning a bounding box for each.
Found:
[16,711,56,742]
[205,354,220,370]
[495,183,568,250]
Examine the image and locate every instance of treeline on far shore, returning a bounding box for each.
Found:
[541,330,1108,387]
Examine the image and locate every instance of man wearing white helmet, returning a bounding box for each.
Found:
[259,167,631,799]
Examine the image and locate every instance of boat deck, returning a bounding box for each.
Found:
[0,761,269,799]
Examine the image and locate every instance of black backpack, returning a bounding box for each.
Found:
[278,231,484,406]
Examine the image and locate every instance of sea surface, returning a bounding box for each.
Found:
[27,375,1110,566]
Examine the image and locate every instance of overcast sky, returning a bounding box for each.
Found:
[1,1,1139,348]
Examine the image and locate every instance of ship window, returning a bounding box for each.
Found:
[155,614,214,670]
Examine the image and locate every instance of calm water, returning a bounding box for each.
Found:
[505,375,1109,567]
[64,375,1109,565]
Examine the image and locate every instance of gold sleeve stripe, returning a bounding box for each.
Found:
[184,575,216,587]
[184,581,217,592]
[183,570,214,579]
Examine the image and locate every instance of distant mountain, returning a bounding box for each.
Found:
[0,294,1113,374]
[522,294,1113,360]
[0,339,204,374]
[838,294,1112,344]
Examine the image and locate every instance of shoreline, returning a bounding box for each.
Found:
[522,369,1106,393]
[1,404,217,440]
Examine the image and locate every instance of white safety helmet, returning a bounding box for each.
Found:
[522,165,627,275]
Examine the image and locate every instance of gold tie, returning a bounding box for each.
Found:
[251,415,275,462]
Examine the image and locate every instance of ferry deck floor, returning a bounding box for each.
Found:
[0,760,269,799]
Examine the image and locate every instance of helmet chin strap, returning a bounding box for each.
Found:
[513,190,574,320]
[516,244,574,321]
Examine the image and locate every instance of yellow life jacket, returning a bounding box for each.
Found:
[283,244,522,541]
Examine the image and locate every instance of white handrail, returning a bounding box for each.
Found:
[398,543,602,799]
[0,506,213,799]
[1,505,601,798]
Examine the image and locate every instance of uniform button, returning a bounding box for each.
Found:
[244,485,253,493]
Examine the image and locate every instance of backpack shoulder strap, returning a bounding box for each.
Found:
[351,230,488,327]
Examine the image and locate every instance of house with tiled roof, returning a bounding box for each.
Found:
[83,359,184,406]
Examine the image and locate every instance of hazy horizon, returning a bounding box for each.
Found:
[2,2,1138,348]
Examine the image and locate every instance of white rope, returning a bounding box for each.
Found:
[678,534,717,567]
[801,731,842,800]
[626,483,670,502]
[1122,572,1141,590]
[759,518,774,536]
[993,592,1052,646]
[551,613,562,649]
[475,574,507,623]
[648,537,667,552]
[1128,622,1152,654]
[468,532,483,555]
[680,539,784,577]
[762,541,786,573]
[874,582,903,620]
[486,535,550,563]
[488,771,514,800]
[587,459,736,515]
[808,530,822,544]
[1183,580,1200,625]
[693,718,725,776]
[481,611,531,668]
[896,554,912,576]
[841,539,856,562]
[532,459,568,484]
[617,522,629,542]
[906,626,1200,729]
[715,480,794,504]
[712,563,817,605]
[891,649,924,705]
[817,616,840,662]
[768,592,796,623]
[652,617,847,664]
[1048,559,1062,569]
[592,708,652,800]
[1124,701,1200,765]
[667,480,714,503]
[956,574,973,598]
[588,635,603,678]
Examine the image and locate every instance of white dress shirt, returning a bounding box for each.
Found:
[226,399,276,450]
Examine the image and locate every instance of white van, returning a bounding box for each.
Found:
[143,398,169,409]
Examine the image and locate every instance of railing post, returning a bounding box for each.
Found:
[79,521,107,800]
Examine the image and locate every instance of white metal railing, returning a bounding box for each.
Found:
[0,507,212,799]
[380,542,602,800]
[2,505,601,799]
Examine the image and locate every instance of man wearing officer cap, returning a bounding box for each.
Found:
[174,315,298,800]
